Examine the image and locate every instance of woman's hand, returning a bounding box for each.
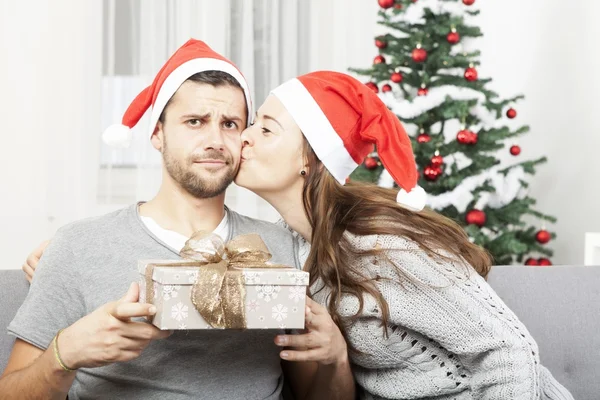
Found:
[275,296,348,366]
[22,240,49,283]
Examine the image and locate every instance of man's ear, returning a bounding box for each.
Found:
[150,122,164,152]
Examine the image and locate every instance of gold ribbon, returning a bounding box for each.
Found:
[144,231,288,328]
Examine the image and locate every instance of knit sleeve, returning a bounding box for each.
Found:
[539,366,574,400]
[346,234,550,399]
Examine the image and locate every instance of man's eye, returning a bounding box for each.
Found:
[187,119,201,127]
[224,121,238,129]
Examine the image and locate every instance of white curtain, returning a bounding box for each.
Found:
[99,0,314,221]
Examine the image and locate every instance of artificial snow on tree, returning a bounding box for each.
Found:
[349,0,556,265]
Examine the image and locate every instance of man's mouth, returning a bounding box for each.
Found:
[193,159,227,166]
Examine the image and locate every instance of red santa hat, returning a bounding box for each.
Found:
[271,71,426,211]
[102,39,253,148]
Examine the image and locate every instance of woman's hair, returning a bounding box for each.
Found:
[301,140,492,344]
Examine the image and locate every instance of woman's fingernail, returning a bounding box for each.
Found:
[276,336,287,345]
[149,306,157,314]
[280,351,289,359]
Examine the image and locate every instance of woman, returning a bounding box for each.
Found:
[24,71,572,399]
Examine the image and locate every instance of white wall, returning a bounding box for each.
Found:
[476,0,600,265]
[305,0,600,266]
[0,0,597,269]
[0,0,102,269]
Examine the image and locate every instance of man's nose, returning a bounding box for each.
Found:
[204,123,226,151]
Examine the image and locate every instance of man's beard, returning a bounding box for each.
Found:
[162,140,237,199]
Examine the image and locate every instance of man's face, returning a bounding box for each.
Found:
[152,81,247,198]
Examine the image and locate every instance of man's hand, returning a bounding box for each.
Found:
[22,240,49,283]
[57,282,172,370]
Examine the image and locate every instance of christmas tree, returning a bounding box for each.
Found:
[350,0,556,266]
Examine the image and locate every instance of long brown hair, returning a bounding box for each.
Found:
[301,141,492,342]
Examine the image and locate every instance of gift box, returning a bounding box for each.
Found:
[138,232,309,330]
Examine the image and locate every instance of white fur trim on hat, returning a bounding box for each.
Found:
[102,124,133,148]
[148,58,253,136]
[271,78,358,184]
[396,186,426,211]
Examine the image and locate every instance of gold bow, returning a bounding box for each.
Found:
[145,231,287,329]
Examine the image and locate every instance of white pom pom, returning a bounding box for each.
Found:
[396,186,427,212]
[102,124,132,148]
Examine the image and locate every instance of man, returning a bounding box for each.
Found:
[1,39,353,399]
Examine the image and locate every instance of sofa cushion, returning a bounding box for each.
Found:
[488,265,600,400]
[0,270,30,373]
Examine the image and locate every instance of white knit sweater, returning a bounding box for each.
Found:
[283,223,573,400]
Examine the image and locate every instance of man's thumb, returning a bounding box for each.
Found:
[119,282,139,303]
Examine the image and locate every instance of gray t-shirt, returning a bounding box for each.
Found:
[8,204,301,399]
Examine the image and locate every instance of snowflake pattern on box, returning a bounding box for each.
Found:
[186,270,199,283]
[244,271,264,284]
[246,299,260,312]
[288,286,305,303]
[287,271,309,285]
[171,302,188,322]
[140,261,308,329]
[272,304,288,322]
[162,285,179,301]
[257,284,281,302]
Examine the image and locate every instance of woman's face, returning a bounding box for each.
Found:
[235,95,306,195]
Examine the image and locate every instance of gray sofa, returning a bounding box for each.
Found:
[2,266,599,399]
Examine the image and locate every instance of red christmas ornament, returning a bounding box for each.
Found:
[510,145,521,156]
[412,47,428,62]
[364,157,379,170]
[378,0,395,9]
[417,133,431,143]
[462,0,475,5]
[394,3,403,9]
[465,209,486,227]
[424,165,442,181]
[457,129,477,144]
[535,230,551,244]
[538,258,552,266]
[447,31,460,44]
[373,55,386,65]
[469,132,478,144]
[417,86,428,96]
[431,154,444,167]
[524,258,539,266]
[457,130,470,144]
[464,67,478,81]
[365,82,379,93]
[382,84,392,92]
[506,108,517,119]
[375,39,388,49]
[390,72,403,83]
